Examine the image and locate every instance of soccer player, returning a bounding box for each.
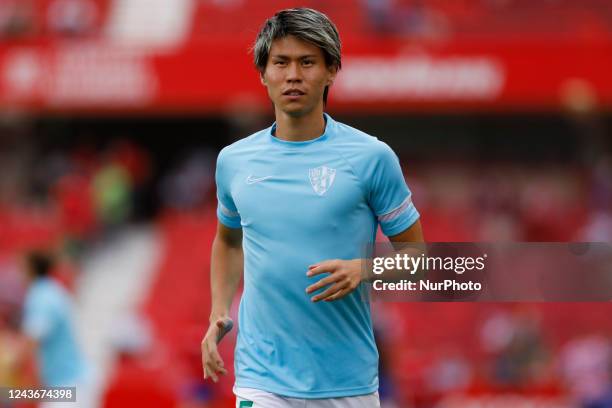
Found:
[201,8,424,407]
[20,251,93,407]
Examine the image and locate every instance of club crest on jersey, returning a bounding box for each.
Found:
[309,165,336,196]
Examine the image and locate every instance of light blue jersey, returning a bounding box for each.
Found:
[216,114,419,398]
[22,278,87,386]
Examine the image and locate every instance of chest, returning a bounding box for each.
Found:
[230,153,367,228]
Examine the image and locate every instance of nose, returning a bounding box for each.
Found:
[286,61,302,82]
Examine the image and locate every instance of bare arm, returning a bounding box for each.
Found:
[388,219,424,244]
[202,222,243,382]
[209,222,243,322]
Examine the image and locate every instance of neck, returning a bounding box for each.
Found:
[273,106,326,142]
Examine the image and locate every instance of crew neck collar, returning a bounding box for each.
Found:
[268,113,333,147]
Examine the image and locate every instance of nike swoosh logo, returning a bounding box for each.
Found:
[246,175,273,184]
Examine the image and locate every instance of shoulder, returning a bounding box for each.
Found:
[25,280,61,309]
[218,129,268,160]
[331,119,398,163]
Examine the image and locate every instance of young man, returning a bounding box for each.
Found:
[201,8,424,407]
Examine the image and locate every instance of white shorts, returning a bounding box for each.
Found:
[234,387,380,408]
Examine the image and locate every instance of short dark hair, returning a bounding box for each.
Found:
[26,251,54,279]
[252,8,342,105]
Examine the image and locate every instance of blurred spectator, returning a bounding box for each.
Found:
[560,336,612,408]
[580,212,612,242]
[519,171,587,241]
[480,307,550,386]
[46,0,99,37]
[52,172,95,243]
[362,0,394,34]
[425,348,472,393]
[0,0,36,39]
[0,255,24,311]
[108,140,152,221]
[395,0,448,38]
[480,309,515,354]
[159,149,215,210]
[0,127,34,208]
[363,0,449,38]
[92,159,132,230]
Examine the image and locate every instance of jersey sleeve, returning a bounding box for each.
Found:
[367,142,420,237]
[215,148,242,228]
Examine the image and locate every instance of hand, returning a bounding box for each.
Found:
[306,259,362,302]
[201,317,233,382]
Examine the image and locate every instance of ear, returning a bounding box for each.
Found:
[326,64,339,86]
[260,72,267,86]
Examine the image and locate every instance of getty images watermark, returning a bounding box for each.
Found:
[371,252,487,292]
[360,242,612,302]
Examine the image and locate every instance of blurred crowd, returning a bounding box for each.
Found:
[0,0,107,40]
[3,0,611,44]
[0,127,150,254]
[410,159,612,243]
[360,0,612,38]
[374,303,612,407]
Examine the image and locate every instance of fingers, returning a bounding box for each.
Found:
[202,345,228,382]
[205,364,226,382]
[324,286,353,302]
[204,364,217,382]
[307,260,339,277]
[306,273,342,295]
[307,259,362,302]
[205,358,228,382]
[202,323,231,382]
[311,279,351,302]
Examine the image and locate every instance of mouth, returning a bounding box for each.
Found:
[282,89,306,97]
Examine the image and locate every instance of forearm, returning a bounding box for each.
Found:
[209,235,243,322]
[367,220,426,281]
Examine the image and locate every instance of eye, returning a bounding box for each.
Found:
[274,60,287,66]
[302,60,314,66]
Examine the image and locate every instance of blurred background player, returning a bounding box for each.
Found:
[20,250,95,407]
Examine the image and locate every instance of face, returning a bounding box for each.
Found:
[260,35,338,117]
